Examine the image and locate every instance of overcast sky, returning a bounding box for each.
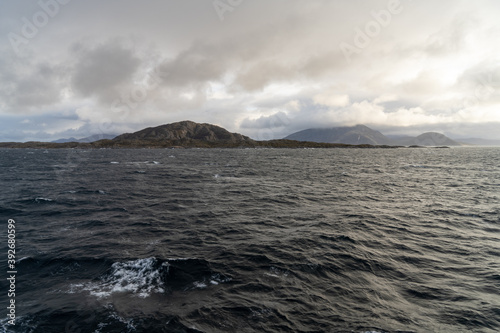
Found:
[1,0,499,141]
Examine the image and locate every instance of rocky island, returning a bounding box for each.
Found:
[0,121,403,149]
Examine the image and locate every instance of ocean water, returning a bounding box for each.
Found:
[0,147,499,333]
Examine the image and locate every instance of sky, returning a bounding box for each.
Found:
[1,0,500,142]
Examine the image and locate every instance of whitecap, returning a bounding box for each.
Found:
[265,266,289,278]
[72,257,166,299]
[193,281,208,289]
[192,273,230,289]
[35,197,52,202]
[264,273,280,278]
[67,283,84,294]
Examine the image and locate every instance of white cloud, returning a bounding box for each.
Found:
[1,0,500,141]
[313,92,350,108]
[373,94,398,104]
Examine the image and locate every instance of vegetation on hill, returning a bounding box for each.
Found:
[0,121,406,149]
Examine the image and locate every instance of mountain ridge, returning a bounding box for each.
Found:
[394,132,461,146]
[285,125,393,145]
[457,138,500,146]
[284,126,462,146]
[52,134,116,143]
[113,120,256,146]
[1,121,402,149]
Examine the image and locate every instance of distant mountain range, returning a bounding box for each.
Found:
[52,134,116,143]
[284,125,393,145]
[4,120,498,149]
[457,138,500,146]
[392,132,461,146]
[284,125,463,146]
[4,121,399,149]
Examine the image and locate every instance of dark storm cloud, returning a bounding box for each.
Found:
[0,53,66,111]
[0,0,499,141]
[156,42,228,88]
[71,41,141,103]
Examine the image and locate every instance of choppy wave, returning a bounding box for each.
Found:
[68,257,232,299]
[1,147,499,332]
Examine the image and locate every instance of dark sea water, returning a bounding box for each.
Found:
[0,147,499,333]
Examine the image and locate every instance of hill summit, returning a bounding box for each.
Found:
[113,120,256,147]
[394,132,461,146]
[284,125,393,145]
[284,125,462,146]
